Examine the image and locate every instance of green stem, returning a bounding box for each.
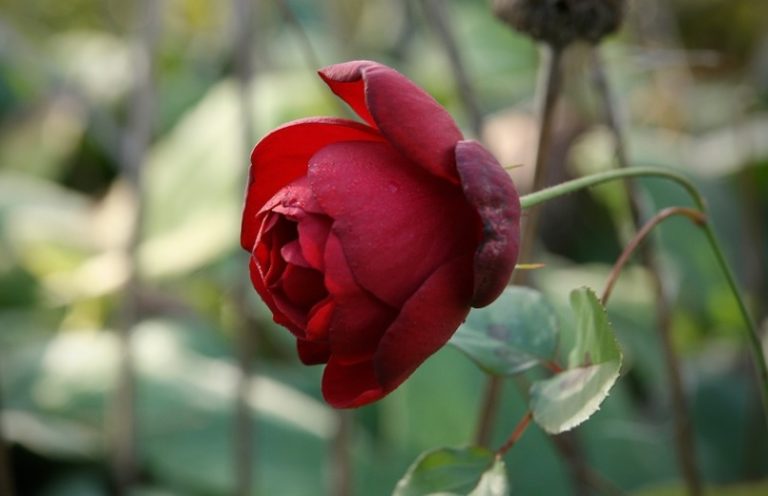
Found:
[520,166,768,428]
[520,167,705,210]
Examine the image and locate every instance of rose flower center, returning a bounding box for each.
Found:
[253,203,335,341]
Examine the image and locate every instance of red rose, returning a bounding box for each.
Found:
[241,60,520,408]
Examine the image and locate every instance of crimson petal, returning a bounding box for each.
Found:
[249,253,303,336]
[318,61,463,183]
[297,214,332,271]
[297,339,331,365]
[324,233,397,362]
[308,140,478,307]
[455,140,521,307]
[374,255,474,392]
[241,117,382,250]
[321,357,385,408]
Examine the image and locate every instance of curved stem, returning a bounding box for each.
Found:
[520,167,705,211]
[701,222,768,424]
[601,206,707,305]
[600,206,707,496]
[496,411,532,457]
[473,377,503,446]
[591,47,702,496]
[520,167,768,429]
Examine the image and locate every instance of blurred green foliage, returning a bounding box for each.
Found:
[1,0,767,494]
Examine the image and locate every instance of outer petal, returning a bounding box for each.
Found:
[298,215,332,271]
[321,357,385,408]
[324,233,397,362]
[249,251,302,336]
[455,140,521,308]
[373,254,474,393]
[297,339,331,365]
[241,117,382,250]
[308,141,479,307]
[318,61,463,183]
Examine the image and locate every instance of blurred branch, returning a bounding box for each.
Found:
[591,47,703,496]
[274,0,322,70]
[391,0,417,62]
[232,0,258,494]
[601,207,707,305]
[112,0,161,492]
[0,372,15,496]
[495,411,532,456]
[506,377,621,496]
[420,0,484,138]
[474,43,563,448]
[474,376,502,446]
[331,411,352,496]
[549,433,595,496]
[273,0,348,116]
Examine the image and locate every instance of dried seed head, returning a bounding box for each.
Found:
[492,0,626,47]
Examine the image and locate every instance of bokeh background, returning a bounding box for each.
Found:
[1,0,768,494]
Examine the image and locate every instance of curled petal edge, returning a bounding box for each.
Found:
[455,140,521,308]
[318,60,464,183]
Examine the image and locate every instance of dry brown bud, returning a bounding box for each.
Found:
[492,0,626,47]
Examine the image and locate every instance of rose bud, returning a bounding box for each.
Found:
[241,60,520,408]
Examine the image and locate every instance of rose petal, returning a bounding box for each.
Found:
[308,140,478,307]
[374,255,474,392]
[306,297,335,341]
[241,117,382,250]
[262,217,293,287]
[249,253,303,336]
[268,288,310,331]
[298,215,332,271]
[277,264,326,309]
[455,140,521,307]
[321,357,385,408]
[318,61,463,183]
[324,233,397,362]
[297,339,331,365]
[281,240,310,268]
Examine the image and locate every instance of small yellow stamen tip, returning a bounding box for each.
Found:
[515,263,545,270]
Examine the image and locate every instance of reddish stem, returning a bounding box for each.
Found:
[496,411,533,457]
[601,206,707,305]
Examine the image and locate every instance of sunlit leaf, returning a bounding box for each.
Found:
[393,446,495,496]
[450,286,558,376]
[469,458,509,496]
[529,287,622,434]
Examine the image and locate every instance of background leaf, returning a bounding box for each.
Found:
[393,446,495,496]
[469,458,509,496]
[529,287,623,434]
[450,286,559,376]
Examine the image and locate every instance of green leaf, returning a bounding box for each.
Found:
[469,458,510,496]
[566,287,622,367]
[450,286,558,376]
[529,287,622,434]
[393,446,496,496]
